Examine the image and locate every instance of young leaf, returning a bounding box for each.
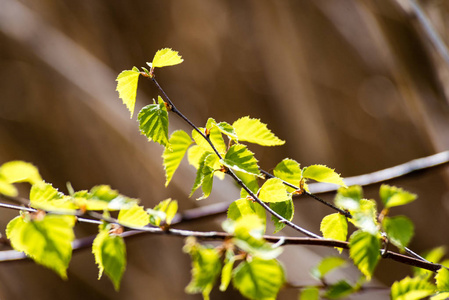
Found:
[380,184,417,208]
[334,185,363,211]
[93,226,126,291]
[349,230,380,280]
[390,276,435,300]
[148,198,178,226]
[302,165,346,187]
[311,256,347,280]
[0,178,17,196]
[382,215,414,250]
[273,158,301,192]
[29,182,76,211]
[258,178,291,203]
[138,96,170,148]
[6,214,75,279]
[320,213,348,253]
[192,125,227,155]
[184,244,222,300]
[324,280,354,299]
[150,48,183,68]
[270,199,294,233]
[300,287,320,300]
[233,116,285,146]
[436,268,449,292]
[162,130,192,186]
[234,170,259,198]
[413,247,446,279]
[116,69,140,118]
[187,145,209,169]
[351,199,379,235]
[227,198,266,230]
[190,153,215,200]
[206,118,238,141]
[220,144,260,176]
[117,204,149,227]
[220,255,236,292]
[0,161,42,184]
[232,258,285,300]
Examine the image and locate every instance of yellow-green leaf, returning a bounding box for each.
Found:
[0,178,17,196]
[349,230,380,280]
[320,213,348,253]
[148,198,178,226]
[221,144,260,176]
[270,199,294,233]
[436,268,449,292]
[163,130,192,186]
[380,184,417,208]
[116,69,140,118]
[138,96,170,148]
[233,116,285,146]
[382,215,414,250]
[150,48,183,68]
[93,225,126,291]
[273,158,301,192]
[6,214,75,279]
[259,178,291,203]
[311,256,347,280]
[303,164,346,187]
[0,161,42,184]
[391,276,436,300]
[117,204,149,227]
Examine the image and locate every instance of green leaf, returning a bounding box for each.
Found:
[206,118,238,141]
[270,199,294,233]
[351,199,379,235]
[414,247,446,278]
[220,255,235,292]
[383,216,414,250]
[299,287,320,300]
[334,185,363,211]
[349,230,380,280]
[432,292,449,300]
[192,125,227,155]
[184,244,222,300]
[380,184,417,208]
[232,258,285,300]
[138,96,170,148]
[6,214,75,279]
[311,256,347,280]
[0,161,42,184]
[150,48,183,68]
[72,185,138,211]
[233,116,285,146]
[162,130,192,186]
[233,170,259,198]
[92,225,126,291]
[324,280,354,299]
[302,165,346,187]
[259,178,291,203]
[117,204,149,227]
[221,144,260,176]
[116,69,140,118]
[391,276,436,300]
[190,153,215,200]
[227,198,266,231]
[29,182,77,211]
[148,198,178,226]
[320,213,348,253]
[273,158,301,192]
[436,268,449,292]
[187,145,209,169]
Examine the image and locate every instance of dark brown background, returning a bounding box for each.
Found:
[0,0,448,299]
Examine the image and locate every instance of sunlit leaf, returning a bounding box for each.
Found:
[311,256,347,280]
[349,230,380,280]
[0,178,16,196]
[6,214,75,279]
[0,161,42,184]
[221,144,260,176]
[150,48,183,68]
[273,158,301,192]
[148,198,178,226]
[206,118,238,141]
[380,184,417,208]
[227,198,266,231]
[436,268,449,292]
[192,125,227,155]
[334,185,363,211]
[320,213,348,253]
[270,199,294,233]
[391,276,435,300]
[414,247,446,279]
[116,69,140,118]
[258,178,291,203]
[220,254,236,292]
[92,225,126,291]
[190,153,215,200]
[232,258,285,300]
[302,165,346,187]
[233,170,259,198]
[117,204,149,227]
[163,130,192,186]
[138,96,170,148]
[351,199,379,235]
[233,116,285,146]
[29,182,77,211]
[184,243,221,300]
[383,216,414,250]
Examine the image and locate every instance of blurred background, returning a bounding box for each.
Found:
[0,0,449,299]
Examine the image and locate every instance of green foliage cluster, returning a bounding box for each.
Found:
[1,48,448,299]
